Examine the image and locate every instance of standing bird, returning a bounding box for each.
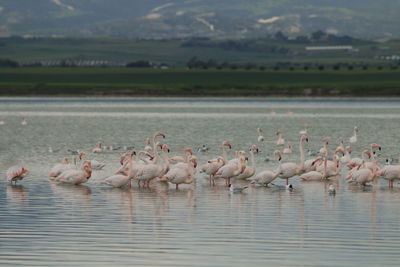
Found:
[160,156,198,190]
[300,151,328,181]
[92,142,104,153]
[349,126,359,143]
[276,130,285,146]
[283,141,292,154]
[214,154,247,186]
[299,124,309,135]
[278,135,308,185]
[249,150,282,186]
[257,128,265,142]
[231,145,258,180]
[6,166,29,185]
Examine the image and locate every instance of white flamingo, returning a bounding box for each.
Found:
[300,152,328,181]
[249,150,282,186]
[283,141,292,154]
[214,154,247,186]
[101,151,135,188]
[299,124,309,135]
[276,130,285,146]
[278,135,308,185]
[55,161,92,185]
[92,142,103,153]
[6,165,29,184]
[232,145,259,180]
[160,156,198,189]
[319,137,330,154]
[349,126,358,143]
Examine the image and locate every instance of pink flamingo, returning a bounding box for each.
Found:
[257,128,265,142]
[345,160,377,186]
[340,146,352,164]
[349,126,358,143]
[300,152,328,181]
[315,149,341,177]
[101,151,135,188]
[276,130,285,146]
[160,156,198,189]
[92,142,103,153]
[377,165,400,187]
[55,161,92,185]
[299,124,309,135]
[6,165,29,185]
[49,157,76,178]
[319,137,330,154]
[232,145,259,180]
[214,154,247,186]
[278,135,308,185]
[144,137,152,152]
[79,152,106,170]
[283,141,292,154]
[199,141,231,185]
[250,150,282,186]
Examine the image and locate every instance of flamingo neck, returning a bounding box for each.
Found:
[274,159,282,179]
[323,156,328,178]
[299,137,305,171]
[127,154,134,178]
[222,144,228,162]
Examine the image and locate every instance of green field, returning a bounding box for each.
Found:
[1,67,399,96]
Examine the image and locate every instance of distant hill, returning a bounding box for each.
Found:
[0,0,399,39]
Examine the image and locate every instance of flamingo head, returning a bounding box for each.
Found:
[250,145,259,153]
[354,126,359,132]
[311,157,323,166]
[274,150,282,161]
[338,136,344,143]
[79,152,86,160]
[256,127,263,133]
[301,135,309,142]
[155,132,166,139]
[146,137,151,145]
[162,144,170,153]
[62,157,69,164]
[276,130,283,135]
[346,146,352,153]
[189,156,198,168]
[223,141,232,149]
[322,137,330,144]
[287,141,291,148]
[363,150,372,159]
[335,147,345,156]
[184,148,193,155]
[371,143,382,151]
[21,167,29,175]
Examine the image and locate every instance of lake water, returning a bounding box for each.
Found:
[1,97,400,266]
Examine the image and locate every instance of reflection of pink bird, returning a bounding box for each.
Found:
[6,166,29,185]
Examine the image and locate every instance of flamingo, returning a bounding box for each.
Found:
[134,142,166,187]
[300,152,328,181]
[347,149,371,169]
[276,130,285,146]
[315,149,341,177]
[283,141,292,154]
[160,156,197,189]
[232,145,258,180]
[144,137,152,152]
[92,142,103,153]
[21,117,27,126]
[101,151,135,188]
[214,154,247,186]
[6,165,29,184]
[349,126,358,143]
[299,124,309,135]
[257,128,265,142]
[340,146,352,164]
[345,160,377,186]
[278,135,308,185]
[377,165,400,187]
[55,161,92,185]
[249,150,282,186]
[319,137,330,154]
[336,137,345,152]
[200,141,231,185]
[49,157,76,178]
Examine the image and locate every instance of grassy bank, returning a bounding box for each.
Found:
[0,67,399,96]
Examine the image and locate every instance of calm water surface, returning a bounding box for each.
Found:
[1,97,400,266]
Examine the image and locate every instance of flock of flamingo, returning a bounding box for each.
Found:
[5,122,400,193]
